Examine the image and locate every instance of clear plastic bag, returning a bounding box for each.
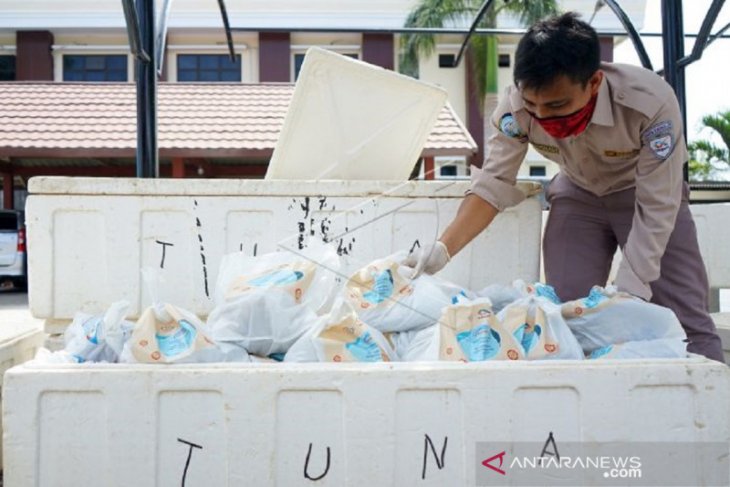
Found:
[587,338,687,359]
[561,286,687,355]
[386,325,439,362]
[206,289,319,357]
[395,296,525,362]
[63,300,135,363]
[213,242,340,314]
[284,300,396,363]
[497,285,584,361]
[206,244,337,357]
[344,253,472,333]
[121,268,247,364]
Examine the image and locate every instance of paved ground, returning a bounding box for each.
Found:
[0,290,44,329]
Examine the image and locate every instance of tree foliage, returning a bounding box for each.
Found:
[400,0,559,104]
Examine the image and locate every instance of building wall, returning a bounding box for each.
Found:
[417,36,468,125]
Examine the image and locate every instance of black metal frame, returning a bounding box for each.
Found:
[452,0,497,68]
[122,0,234,178]
[603,0,654,70]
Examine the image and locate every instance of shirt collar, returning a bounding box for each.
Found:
[590,73,614,127]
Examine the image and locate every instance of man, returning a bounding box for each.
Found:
[403,12,724,363]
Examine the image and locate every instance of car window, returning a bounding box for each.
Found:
[0,213,17,231]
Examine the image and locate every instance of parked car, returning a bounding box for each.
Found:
[0,210,27,290]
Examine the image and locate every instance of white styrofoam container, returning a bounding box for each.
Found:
[0,321,45,469]
[691,203,730,290]
[4,358,728,487]
[266,47,449,180]
[26,177,542,331]
[12,177,730,487]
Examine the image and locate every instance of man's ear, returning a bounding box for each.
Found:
[589,70,604,95]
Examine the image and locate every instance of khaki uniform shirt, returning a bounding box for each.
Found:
[469,62,688,300]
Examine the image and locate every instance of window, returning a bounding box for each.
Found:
[440,165,458,177]
[0,55,16,81]
[0,212,18,231]
[529,165,547,177]
[498,54,511,68]
[294,52,358,81]
[177,54,241,82]
[439,54,456,68]
[63,55,128,81]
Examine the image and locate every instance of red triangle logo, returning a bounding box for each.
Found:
[482,451,506,475]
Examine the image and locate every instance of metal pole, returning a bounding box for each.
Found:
[136,0,158,178]
[603,0,653,70]
[661,0,688,181]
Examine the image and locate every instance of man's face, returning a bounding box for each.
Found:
[520,70,603,119]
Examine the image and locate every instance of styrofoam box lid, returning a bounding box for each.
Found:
[27,177,542,198]
[265,47,449,181]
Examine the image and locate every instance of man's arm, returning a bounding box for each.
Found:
[439,194,499,256]
[614,94,687,300]
[402,86,529,277]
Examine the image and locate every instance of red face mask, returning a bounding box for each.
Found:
[530,94,598,138]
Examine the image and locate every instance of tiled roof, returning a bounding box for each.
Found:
[0,83,477,159]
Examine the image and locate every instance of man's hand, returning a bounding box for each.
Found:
[401,241,451,279]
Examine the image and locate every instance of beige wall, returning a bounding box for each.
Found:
[417,37,468,124]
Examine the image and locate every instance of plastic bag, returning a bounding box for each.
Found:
[121,268,248,364]
[284,301,396,363]
[474,284,525,313]
[587,338,687,359]
[345,254,472,333]
[31,348,79,364]
[496,282,584,360]
[385,326,438,362]
[396,296,526,362]
[121,302,223,364]
[206,245,335,357]
[64,300,135,363]
[206,289,319,357]
[214,242,339,314]
[561,286,687,354]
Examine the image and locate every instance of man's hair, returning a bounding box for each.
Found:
[513,12,600,91]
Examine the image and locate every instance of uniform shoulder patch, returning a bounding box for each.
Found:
[642,120,674,159]
[498,113,527,140]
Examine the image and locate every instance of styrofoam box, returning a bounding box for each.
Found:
[3,359,728,487]
[26,177,542,332]
[14,177,730,486]
[692,203,730,290]
[0,321,45,470]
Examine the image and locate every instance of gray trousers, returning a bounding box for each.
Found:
[543,173,725,363]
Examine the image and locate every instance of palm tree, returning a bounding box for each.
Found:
[400,0,559,109]
[688,110,730,181]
